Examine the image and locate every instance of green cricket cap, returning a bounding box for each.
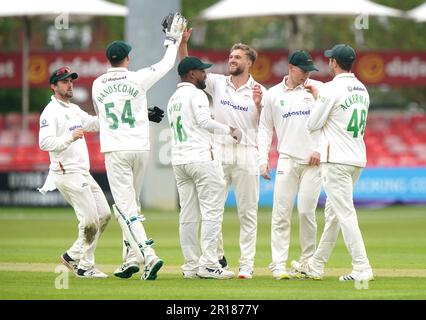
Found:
[178,56,213,76]
[324,44,356,65]
[106,40,132,63]
[288,50,318,72]
[49,66,78,84]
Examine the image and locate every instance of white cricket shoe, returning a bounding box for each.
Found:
[113,262,140,279]
[272,269,291,280]
[238,269,253,279]
[339,270,374,282]
[76,267,108,278]
[290,260,323,280]
[60,253,78,274]
[182,271,198,279]
[197,267,234,279]
[141,256,164,280]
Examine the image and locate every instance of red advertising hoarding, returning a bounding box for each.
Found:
[1,50,426,88]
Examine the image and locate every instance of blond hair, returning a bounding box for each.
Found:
[230,43,257,64]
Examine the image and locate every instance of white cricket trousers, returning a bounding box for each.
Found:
[309,163,372,274]
[270,156,321,272]
[53,172,111,270]
[217,143,259,272]
[173,160,226,273]
[104,151,155,264]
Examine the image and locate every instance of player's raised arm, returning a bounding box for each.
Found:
[136,13,187,91]
[178,28,192,61]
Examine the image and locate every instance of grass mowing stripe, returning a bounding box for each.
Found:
[0,206,425,299]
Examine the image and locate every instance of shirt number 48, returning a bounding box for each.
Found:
[347,108,367,138]
[104,100,135,129]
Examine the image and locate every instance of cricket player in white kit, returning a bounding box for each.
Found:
[291,44,374,282]
[168,56,242,280]
[179,30,266,279]
[258,51,322,279]
[39,67,111,278]
[92,13,187,280]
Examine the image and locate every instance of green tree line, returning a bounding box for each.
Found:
[0,0,425,114]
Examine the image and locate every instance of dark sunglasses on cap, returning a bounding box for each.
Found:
[56,66,71,76]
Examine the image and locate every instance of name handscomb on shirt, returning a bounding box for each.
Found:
[96,84,139,104]
[282,109,310,119]
[220,100,248,112]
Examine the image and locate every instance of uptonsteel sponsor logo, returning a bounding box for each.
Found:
[220,100,248,112]
[68,124,83,132]
[282,109,310,119]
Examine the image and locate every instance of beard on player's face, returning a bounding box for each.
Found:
[60,88,73,99]
[193,70,207,90]
[55,87,73,100]
[229,66,244,76]
[196,78,206,90]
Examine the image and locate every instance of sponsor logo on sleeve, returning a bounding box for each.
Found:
[40,118,49,128]
[347,85,365,92]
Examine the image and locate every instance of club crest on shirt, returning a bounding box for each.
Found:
[40,119,49,128]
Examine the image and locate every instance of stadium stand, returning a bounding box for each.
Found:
[0,112,425,173]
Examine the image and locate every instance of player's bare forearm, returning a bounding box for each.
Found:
[178,28,192,61]
[252,84,263,114]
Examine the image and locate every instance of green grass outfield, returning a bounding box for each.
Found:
[0,205,425,300]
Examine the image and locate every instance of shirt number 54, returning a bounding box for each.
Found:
[104,100,135,129]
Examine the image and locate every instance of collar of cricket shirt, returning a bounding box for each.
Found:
[107,67,128,73]
[177,82,197,89]
[226,74,255,91]
[51,95,72,108]
[334,72,355,80]
[282,75,304,92]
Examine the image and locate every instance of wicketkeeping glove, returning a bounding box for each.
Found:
[148,106,165,123]
[161,12,187,47]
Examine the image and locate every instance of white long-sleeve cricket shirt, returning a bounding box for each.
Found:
[306,73,370,167]
[167,82,231,165]
[92,43,178,153]
[258,77,322,166]
[39,96,99,174]
[205,73,266,147]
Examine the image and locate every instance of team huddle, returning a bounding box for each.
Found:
[38,12,374,282]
